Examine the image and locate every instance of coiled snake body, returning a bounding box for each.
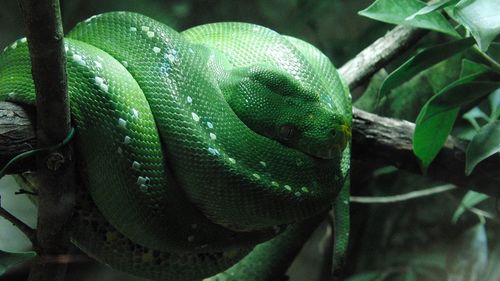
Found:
[0,12,351,281]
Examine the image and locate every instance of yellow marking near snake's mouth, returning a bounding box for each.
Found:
[339,123,351,151]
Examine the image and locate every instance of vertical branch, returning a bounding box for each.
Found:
[18,1,75,281]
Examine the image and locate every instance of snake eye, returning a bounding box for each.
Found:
[278,124,296,141]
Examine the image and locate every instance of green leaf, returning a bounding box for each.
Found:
[463,107,490,130]
[489,89,500,119]
[0,249,36,276]
[465,120,500,175]
[406,0,460,20]
[359,0,460,37]
[413,108,459,168]
[460,59,491,78]
[419,81,500,123]
[447,224,488,281]
[379,38,475,102]
[413,71,498,167]
[453,0,500,51]
[452,191,489,223]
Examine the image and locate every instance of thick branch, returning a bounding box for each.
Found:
[18,0,75,281]
[339,25,427,89]
[352,108,500,197]
[1,101,498,197]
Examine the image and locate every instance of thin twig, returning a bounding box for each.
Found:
[469,207,500,223]
[350,184,456,204]
[0,205,36,244]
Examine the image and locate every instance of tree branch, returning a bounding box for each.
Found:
[351,108,500,197]
[339,25,427,89]
[17,0,75,281]
[0,205,36,244]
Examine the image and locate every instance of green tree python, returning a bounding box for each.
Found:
[0,12,351,281]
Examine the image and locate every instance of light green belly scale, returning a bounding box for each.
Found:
[0,12,351,281]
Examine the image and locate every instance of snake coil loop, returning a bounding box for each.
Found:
[0,12,351,281]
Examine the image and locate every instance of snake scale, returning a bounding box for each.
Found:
[0,12,351,281]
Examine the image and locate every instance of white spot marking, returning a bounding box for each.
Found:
[123,136,131,144]
[7,92,16,98]
[187,96,192,104]
[95,61,102,69]
[301,187,309,193]
[117,147,123,154]
[209,133,216,140]
[20,38,27,43]
[284,185,292,191]
[252,173,261,180]
[343,200,348,205]
[147,31,155,38]
[129,27,137,32]
[206,121,213,129]
[228,158,236,164]
[131,108,139,118]
[122,61,128,67]
[136,176,148,185]
[165,53,176,63]
[294,192,301,197]
[94,76,104,85]
[208,147,219,156]
[94,76,108,93]
[141,26,150,32]
[132,161,141,171]
[191,112,200,122]
[259,161,267,167]
[72,54,85,66]
[188,48,194,53]
[271,181,279,187]
[153,47,161,54]
[118,118,127,128]
[98,83,109,93]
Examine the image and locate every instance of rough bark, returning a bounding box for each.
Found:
[17,0,75,280]
[339,25,427,89]
[351,108,500,197]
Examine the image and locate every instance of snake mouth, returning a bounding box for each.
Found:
[304,124,351,160]
[305,145,343,160]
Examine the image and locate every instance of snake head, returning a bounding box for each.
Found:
[225,64,351,160]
